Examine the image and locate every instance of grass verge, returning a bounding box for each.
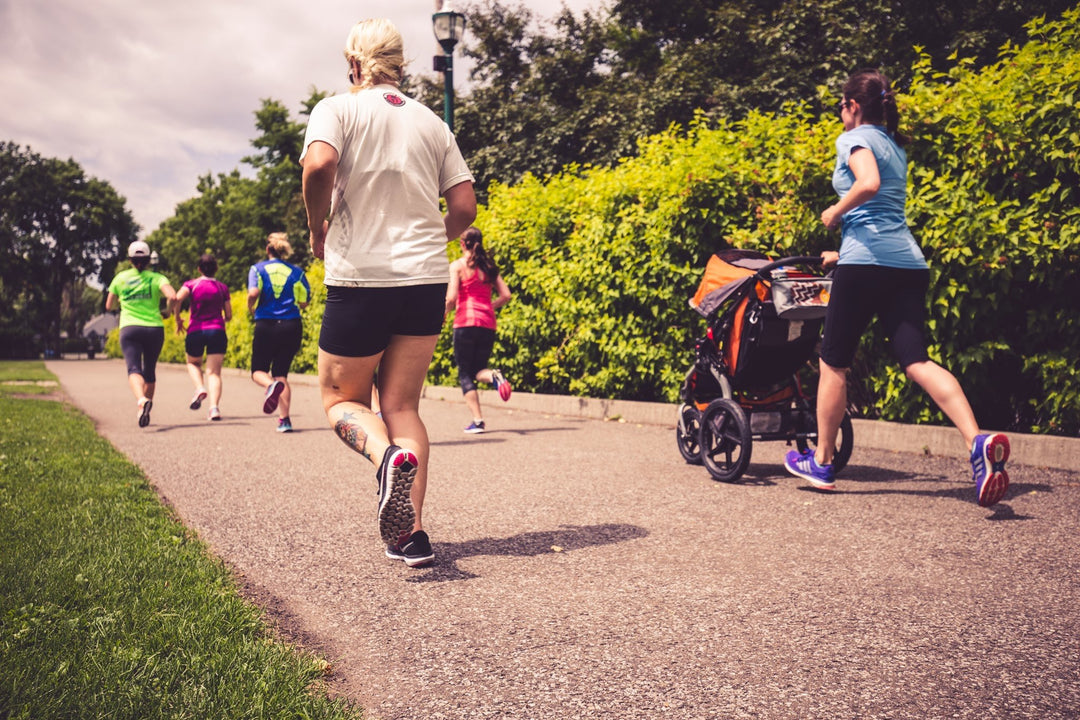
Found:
[0,361,363,719]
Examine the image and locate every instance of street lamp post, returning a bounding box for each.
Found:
[432,5,466,131]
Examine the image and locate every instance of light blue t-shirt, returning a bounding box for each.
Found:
[832,124,927,269]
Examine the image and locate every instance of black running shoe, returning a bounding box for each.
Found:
[138,398,152,428]
[375,446,417,545]
[386,530,435,567]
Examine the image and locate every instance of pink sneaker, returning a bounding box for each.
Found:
[492,369,512,402]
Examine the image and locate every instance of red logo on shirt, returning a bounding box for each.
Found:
[383,93,405,107]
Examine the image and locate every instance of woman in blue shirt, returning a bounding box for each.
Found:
[783,69,1010,507]
[246,233,311,433]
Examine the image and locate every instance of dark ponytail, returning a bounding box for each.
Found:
[842,69,910,146]
[461,226,499,282]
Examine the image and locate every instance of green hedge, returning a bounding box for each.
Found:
[433,9,1079,434]
[111,9,1079,434]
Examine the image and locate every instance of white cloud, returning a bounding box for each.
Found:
[1,0,600,238]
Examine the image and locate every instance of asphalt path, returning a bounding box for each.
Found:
[47,359,1080,719]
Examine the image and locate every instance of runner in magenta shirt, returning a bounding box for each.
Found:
[174,253,233,420]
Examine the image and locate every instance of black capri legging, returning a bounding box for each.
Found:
[453,326,496,394]
[819,264,931,370]
[119,325,165,383]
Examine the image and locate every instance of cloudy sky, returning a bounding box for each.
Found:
[1,0,599,239]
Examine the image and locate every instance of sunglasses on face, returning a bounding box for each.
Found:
[835,99,849,117]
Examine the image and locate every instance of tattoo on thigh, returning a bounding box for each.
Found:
[334,411,371,461]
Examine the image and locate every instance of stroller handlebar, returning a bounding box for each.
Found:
[754,255,824,277]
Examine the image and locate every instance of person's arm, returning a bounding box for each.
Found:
[443,181,477,243]
[159,282,177,319]
[173,286,190,334]
[444,260,462,315]
[296,276,311,310]
[246,266,261,314]
[301,141,340,261]
[492,274,512,311]
[105,292,119,312]
[222,285,233,322]
[821,147,880,230]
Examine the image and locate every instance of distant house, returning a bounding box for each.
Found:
[82,313,118,339]
[82,313,119,355]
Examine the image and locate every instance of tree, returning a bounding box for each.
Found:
[147,91,327,290]
[0,142,137,358]
[445,0,1076,194]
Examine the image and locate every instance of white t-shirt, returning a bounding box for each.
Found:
[300,84,474,287]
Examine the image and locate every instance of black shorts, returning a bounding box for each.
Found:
[319,284,447,358]
[819,264,931,370]
[251,318,303,378]
[185,329,228,357]
[119,325,165,383]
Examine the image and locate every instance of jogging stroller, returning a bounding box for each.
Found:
[675,249,854,482]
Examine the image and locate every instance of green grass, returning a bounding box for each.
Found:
[0,360,57,396]
[0,363,363,719]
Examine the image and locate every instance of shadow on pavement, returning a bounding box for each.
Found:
[405,523,649,584]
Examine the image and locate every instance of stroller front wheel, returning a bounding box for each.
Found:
[699,398,753,482]
[676,404,704,465]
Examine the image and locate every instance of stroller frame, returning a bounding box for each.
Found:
[676,253,854,482]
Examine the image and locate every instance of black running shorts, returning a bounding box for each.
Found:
[185,329,228,357]
[319,284,447,358]
[251,318,303,378]
[819,264,931,370]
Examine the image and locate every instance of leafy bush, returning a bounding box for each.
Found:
[107,9,1080,435]
[431,8,1080,434]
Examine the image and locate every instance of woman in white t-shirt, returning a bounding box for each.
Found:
[301,18,476,568]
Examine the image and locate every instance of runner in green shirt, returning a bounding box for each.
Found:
[106,241,177,427]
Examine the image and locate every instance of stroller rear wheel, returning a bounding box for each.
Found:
[676,404,704,465]
[699,398,752,482]
[797,412,854,473]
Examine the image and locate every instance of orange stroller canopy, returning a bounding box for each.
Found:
[689,249,771,318]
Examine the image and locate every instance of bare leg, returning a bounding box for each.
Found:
[251,370,273,390]
[205,354,224,408]
[904,360,980,450]
[127,374,155,402]
[815,360,848,466]
[320,335,438,534]
[276,380,291,419]
[463,389,483,421]
[185,356,205,393]
[378,335,439,532]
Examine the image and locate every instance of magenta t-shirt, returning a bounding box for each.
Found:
[183,277,231,332]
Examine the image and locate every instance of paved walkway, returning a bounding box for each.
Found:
[48,359,1080,719]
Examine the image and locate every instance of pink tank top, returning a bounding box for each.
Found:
[453,268,496,330]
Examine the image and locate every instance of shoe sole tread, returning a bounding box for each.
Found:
[378,451,417,545]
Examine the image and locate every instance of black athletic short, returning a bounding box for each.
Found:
[185,329,228,357]
[319,284,447,358]
[819,264,931,370]
[119,325,165,383]
[251,318,303,378]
